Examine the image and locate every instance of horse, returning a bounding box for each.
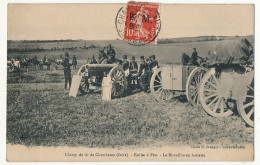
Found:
[30,58,40,70]
[8,59,20,72]
[20,58,29,69]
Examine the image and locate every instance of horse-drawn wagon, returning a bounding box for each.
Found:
[150,38,254,127]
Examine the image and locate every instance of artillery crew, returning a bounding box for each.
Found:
[63,52,72,90]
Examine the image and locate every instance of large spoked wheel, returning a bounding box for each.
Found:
[108,66,127,98]
[186,67,208,106]
[79,77,90,95]
[237,78,254,127]
[150,68,174,102]
[199,68,233,117]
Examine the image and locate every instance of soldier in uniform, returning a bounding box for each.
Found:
[63,52,72,90]
[107,44,116,56]
[98,49,108,64]
[106,44,117,64]
[137,56,152,92]
[149,55,159,72]
[182,53,190,66]
[122,55,129,71]
[128,56,138,90]
[191,48,199,66]
[72,55,77,69]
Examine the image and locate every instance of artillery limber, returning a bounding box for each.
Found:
[150,38,254,127]
[76,64,127,98]
[150,65,208,106]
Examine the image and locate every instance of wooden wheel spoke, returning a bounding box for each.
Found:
[195,92,199,104]
[244,101,254,109]
[204,93,218,101]
[204,89,217,93]
[157,74,162,81]
[206,80,217,89]
[155,87,163,93]
[154,79,161,84]
[247,85,254,91]
[153,84,162,88]
[190,90,197,97]
[247,107,254,118]
[212,98,221,112]
[207,96,219,107]
[246,95,254,98]
[158,89,164,99]
[212,74,220,86]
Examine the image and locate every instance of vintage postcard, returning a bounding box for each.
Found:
[6,2,254,162]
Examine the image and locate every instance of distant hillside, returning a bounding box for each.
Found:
[157,35,254,44]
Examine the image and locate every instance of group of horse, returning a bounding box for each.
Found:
[7,57,60,72]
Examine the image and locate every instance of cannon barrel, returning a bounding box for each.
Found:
[77,64,119,76]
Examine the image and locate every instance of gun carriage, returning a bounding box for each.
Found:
[76,64,127,98]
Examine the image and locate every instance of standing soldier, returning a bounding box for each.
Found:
[122,55,130,86]
[191,48,199,66]
[122,55,130,72]
[149,55,159,72]
[72,55,77,69]
[137,56,152,92]
[129,56,138,90]
[63,52,72,90]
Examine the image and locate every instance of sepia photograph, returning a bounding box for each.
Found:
[5,2,255,162]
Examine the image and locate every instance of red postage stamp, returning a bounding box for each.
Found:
[119,2,160,45]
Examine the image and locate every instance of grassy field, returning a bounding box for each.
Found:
[7,36,254,148]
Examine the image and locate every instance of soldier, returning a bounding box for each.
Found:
[191,48,200,66]
[122,55,130,71]
[98,49,108,64]
[106,44,116,56]
[149,55,159,72]
[137,56,146,77]
[63,52,72,90]
[129,56,138,90]
[106,44,117,64]
[72,55,77,69]
[137,56,152,92]
[182,53,190,66]
[129,56,138,73]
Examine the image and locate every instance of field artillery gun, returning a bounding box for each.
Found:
[150,38,254,127]
[75,64,127,98]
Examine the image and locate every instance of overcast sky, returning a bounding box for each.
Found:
[7,4,254,40]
